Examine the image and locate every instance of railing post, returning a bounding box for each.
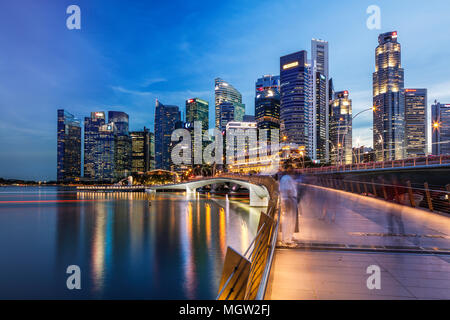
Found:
[356,181,362,194]
[350,181,355,193]
[424,182,433,211]
[406,181,416,208]
[363,181,368,195]
[381,179,388,200]
[371,179,377,197]
[446,184,450,206]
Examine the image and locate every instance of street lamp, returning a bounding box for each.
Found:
[339,106,376,165]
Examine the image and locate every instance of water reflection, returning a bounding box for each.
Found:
[27,189,260,299]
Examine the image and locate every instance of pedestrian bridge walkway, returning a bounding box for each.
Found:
[266,184,450,300]
[146,176,271,207]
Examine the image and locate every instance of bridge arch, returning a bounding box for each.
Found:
[147,177,270,207]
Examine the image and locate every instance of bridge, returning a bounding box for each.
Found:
[146,176,271,207]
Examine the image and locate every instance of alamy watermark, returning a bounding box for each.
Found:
[170,121,282,169]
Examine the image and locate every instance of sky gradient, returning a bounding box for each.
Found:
[1,0,450,180]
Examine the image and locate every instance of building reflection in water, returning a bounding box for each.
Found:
[53,191,260,299]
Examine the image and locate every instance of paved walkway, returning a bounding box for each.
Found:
[266,250,450,300]
[267,184,450,300]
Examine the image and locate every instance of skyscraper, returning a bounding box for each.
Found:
[218,102,236,132]
[130,127,151,173]
[57,109,81,182]
[96,123,116,182]
[108,111,131,179]
[84,112,106,179]
[154,99,181,170]
[186,98,209,131]
[330,91,352,165]
[373,31,405,161]
[403,89,427,158]
[255,75,280,131]
[280,50,310,151]
[432,101,450,156]
[215,78,245,128]
[311,39,330,162]
[186,98,209,166]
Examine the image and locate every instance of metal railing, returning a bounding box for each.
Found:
[216,175,280,300]
[309,176,450,215]
[300,154,450,174]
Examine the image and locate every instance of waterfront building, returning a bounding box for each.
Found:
[432,101,450,155]
[330,91,352,165]
[155,99,181,170]
[403,89,428,157]
[255,75,280,131]
[186,98,209,166]
[130,127,152,173]
[373,31,405,161]
[84,112,106,179]
[280,50,311,152]
[215,78,245,129]
[311,39,330,162]
[108,111,131,179]
[57,109,81,182]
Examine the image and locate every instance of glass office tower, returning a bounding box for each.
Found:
[108,111,131,179]
[432,102,450,155]
[280,50,310,151]
[330,91,352,165]
[311,39,330,162]
[84,112,106,179]
[255,75,280,131]
[373,31,405,161]
[57,109,81,182]
[130,127,151,173]
[215,78,245,128]
[154,99,181,170]
[403,89,427,157]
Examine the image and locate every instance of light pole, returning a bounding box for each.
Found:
[340,107,376,165]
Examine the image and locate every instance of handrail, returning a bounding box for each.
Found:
[216,174,280,300]
[307,176,450,215]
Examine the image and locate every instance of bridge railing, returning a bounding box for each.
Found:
[299,154,450,174]
[216,175,279,300]
[309,176,450,215]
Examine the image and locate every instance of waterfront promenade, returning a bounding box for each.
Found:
[266,184,450,300]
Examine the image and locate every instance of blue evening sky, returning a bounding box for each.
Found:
[1,0,449,180]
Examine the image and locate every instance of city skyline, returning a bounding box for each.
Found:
[1,0,450,180]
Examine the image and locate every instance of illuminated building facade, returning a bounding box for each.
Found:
[255,75,280,131]
[84,112,106,179]
[214,78,245,129]
[218,102,235,132]
[57,109,81,182]
[403,89,427,157]
[96,123,116,182]
[108,111,131,179]
[432,101,450,155]
[311,39,330,162]
[330,91,352,165]
[280,50,310,152]
[373,31,405,161]
[186,98,209,166]
[155,99,181,170]
[130,127,152,173]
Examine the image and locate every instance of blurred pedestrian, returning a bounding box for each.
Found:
[279,170,298,244]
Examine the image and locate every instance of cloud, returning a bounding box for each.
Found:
[112,86,153,96]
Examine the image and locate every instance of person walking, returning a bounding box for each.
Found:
[279,171,298,244]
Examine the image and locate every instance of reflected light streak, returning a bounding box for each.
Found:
[205,203,211,248]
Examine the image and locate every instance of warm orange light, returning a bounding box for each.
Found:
[433,121,441,129]
[372,106,377,112]
[283,136,287,141]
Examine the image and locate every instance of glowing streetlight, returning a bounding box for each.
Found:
[433,121,441,130]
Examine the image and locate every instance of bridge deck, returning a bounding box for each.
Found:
[266,184,450,300]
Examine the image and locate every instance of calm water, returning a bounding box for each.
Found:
[0,186,262,299]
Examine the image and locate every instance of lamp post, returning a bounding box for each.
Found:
[340,107,377,165]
